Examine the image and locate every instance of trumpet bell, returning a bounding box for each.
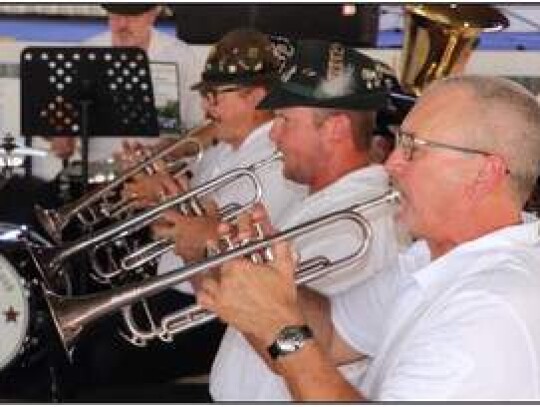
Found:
[400,4,509,96]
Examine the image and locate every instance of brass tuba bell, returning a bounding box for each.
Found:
[400,4,509,96]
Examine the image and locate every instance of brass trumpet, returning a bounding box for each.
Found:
[32,152,282,285]
[35,122,210,244]
[41,190,400,351]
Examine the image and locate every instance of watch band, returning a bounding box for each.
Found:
[267,324,314,360]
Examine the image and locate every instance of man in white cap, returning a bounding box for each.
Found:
[47,4,205,165]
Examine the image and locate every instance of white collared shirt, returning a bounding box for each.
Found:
[332,216,540,400]
[210,165,408,401]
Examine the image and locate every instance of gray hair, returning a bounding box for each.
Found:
[424,75,540,205]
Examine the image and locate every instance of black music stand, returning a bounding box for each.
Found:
[20,47,159,188]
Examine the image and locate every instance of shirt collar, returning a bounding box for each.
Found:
[306,164,389,203]
[220,120,273,155]
[411,216,540,295]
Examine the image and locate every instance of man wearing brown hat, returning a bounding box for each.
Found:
[47,4,204,165]
[192,39,408,401]
[147,28,306,267]
[70,28,306,401]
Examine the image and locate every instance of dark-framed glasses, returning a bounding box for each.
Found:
[392,128,511,174]
[199,85,244,102]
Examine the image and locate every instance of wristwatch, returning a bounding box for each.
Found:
[267,325,314,360]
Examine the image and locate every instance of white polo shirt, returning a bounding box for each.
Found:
[333,216,540,400]
[210,165,409,401]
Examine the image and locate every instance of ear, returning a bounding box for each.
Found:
[320,113,349,144]
[147,7,160,23]
[466,155,509,199]
[245,86,267,106]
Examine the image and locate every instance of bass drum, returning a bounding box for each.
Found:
[0,251,30,371]
[0,224,71,401]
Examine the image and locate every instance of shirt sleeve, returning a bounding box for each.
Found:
[331,264,404,357]
[330,241,430,357]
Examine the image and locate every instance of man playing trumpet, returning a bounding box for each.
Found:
[71,28,306,401]
[195,39,409,401]
[199,75,540,400]
[128,28,307,264]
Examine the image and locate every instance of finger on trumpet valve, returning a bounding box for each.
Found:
[246,223,272,263]
[252,223,275,262]
[189,198,206,217]
[253,223,265,240]
[220,234,236,252]
[205,241,221,257]
[178,202,191,216]
[157,189,168,203]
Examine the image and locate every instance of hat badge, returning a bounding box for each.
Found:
[281,65,297,82]
[362,67,383,90]
[327,43,345,81]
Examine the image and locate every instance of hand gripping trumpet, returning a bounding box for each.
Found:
[40,190,400,353]
[32,152,282,285]
[34,121,209,244]
[86,152,280,285]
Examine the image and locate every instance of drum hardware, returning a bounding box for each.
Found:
[0,133,47,182]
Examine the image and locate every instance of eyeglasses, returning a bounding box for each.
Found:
[394,128,492,160]
[393,128,511,174]
[199,85,244,103]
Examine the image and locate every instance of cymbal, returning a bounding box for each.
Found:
[0,134,47,158]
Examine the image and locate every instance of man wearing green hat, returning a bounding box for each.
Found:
[203,39,408,401]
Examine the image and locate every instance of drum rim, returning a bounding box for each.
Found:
[0,222,52,247]
[0,253,30,371]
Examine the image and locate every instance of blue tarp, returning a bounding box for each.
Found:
[378,29,540,51]
[0,17,174,43]
[1,16,540,50]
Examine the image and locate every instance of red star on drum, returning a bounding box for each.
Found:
[3,305,19,323]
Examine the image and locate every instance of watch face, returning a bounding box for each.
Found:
[277,326,305,353]
[268,324,313,359]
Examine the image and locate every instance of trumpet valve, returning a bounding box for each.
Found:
[34,205,63,244]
